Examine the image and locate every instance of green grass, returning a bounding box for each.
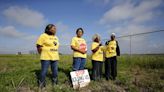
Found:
[0,54,163,92]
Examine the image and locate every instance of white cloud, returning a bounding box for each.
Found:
[100,0,162,24]
[3,6,47,28]
[109,24,153,36]
[132,0,162,23]
[55,22,73,45]
[0,26,25,38]
[0,26,37,41]
[100,2,133,23]
[53,22,73,54]
[86,0,111,5]
[99,0,164,54]
[56,22,69,32]
[0,26,38,54]
[23,35,37,41]
[99,0,163,36]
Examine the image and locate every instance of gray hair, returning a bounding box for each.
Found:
[92,34,101,41]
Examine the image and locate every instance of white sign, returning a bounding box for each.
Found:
[70,69,91,89]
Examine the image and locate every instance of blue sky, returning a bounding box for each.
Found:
[0,0,164,54]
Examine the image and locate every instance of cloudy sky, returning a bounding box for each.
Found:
[0,0,164,54]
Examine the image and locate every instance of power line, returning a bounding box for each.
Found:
[59,30,164,45]
[117,30,164,38]
[100,30,164,42]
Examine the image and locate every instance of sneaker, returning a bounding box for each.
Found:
[52,78,58,85]
[38,81,46,89]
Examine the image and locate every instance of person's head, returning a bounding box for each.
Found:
[92,34,100,43]
[111,33,115,40]
[45,24,56,35]
[76,28,84,38]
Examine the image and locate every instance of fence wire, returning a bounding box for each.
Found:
[59,30,164,55]
[2,30,163,55]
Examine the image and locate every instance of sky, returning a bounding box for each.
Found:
[0,0,164,54]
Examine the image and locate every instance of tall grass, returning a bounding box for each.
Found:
[0,54,163,92]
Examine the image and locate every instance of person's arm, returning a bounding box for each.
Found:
[56,37,59,49]
[71,37,86,54]
[116,41,120,56]
[92,46,99,53]
[71,45,86,54]
[105,41,109,46]
[36,34,44,54]
[92,43,101,53]
[36,44,43,54]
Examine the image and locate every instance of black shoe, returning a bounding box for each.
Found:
[110,76,116,80]
[106,77,110,81]
[92,78,96,81]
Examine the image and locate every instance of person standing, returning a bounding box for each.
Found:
[71,28,87,71]
[36,24,59,88]
[91,34,104,81]
[105,33,120,80]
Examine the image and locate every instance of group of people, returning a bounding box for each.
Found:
[36,24,120,88]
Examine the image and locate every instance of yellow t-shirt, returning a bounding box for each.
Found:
[105,40,117,58]
[36,33,60,60]
[71,37,87,58]
[91,42,104,61]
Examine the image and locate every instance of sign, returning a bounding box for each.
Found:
[70,69,90,89]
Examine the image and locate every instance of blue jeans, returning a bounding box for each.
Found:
[72,58,86,71]
[40,60,58,85]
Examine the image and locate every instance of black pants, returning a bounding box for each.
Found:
[92,60,103,80]
[105,56,117,80]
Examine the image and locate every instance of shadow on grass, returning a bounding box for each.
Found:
[31,69,40,86]
[31,69,58,85]
[58,67,72,85]
[30,65,94,86]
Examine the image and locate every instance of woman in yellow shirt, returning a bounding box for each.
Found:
[36,24,59,88]
[91,34,104,80]
[71,28,87,71]
[105,33,120,80]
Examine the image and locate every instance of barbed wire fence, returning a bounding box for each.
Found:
[116,30,164,55]
[58,30,164,55]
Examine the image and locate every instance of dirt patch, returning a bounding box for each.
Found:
[16,86,34,92]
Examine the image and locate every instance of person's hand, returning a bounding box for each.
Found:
[36,45,42,54]
[79,49,87,54]
[37,47,42,54]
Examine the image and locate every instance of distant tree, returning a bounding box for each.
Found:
[17,52,22,55]
[29,50,38,54]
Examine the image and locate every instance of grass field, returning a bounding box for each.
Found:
[0,54,163,92]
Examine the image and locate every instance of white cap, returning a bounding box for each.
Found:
[111,33,116,36]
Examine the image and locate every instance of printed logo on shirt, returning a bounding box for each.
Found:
[49,38,54,40]
[111,47,114,50]
[50,49,58,52]
[53,41,57,46]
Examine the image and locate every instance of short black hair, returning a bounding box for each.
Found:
[76,28,84,34]
[45,24,55,35]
